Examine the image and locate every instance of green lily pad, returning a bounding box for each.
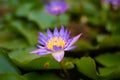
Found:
[24,72,62,80]
[28,10,68,30]
[95,53,120,67]
[98,36,120,49]
[0,30,28,49]
[74,40,95,51]
[10,20,38,45]
[99,67,118,76]
[15,3,34,17]
[0,53,20,74]
[105,69,120,80]
[98,66,120,80]
[9,47,74,70]
[0,73,27,80]
[74,57,98,79]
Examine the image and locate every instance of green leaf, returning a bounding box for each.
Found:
[8,47,74,70]
[10,20,38,45]
[24,72,62,80]
[59,14,69,26]
[98,67,120,80]
[0,39,28,50]
[0,53,20,74]
[105,69,120,80]
[15,3,33,17]
[83,1,97,16]
[62,57,74,69]
[0,73,27,80]
[8,47,40,66]
[97,35,107,43]
[98,36,120,49]
[99,67,118,76]
[23,54,61,70]
[74,40,95,51]
[75,57,98,79]
[28,10,68,30]
[105,22,113,32]
[0,30,28,49]
[28,11,55,29]
[9,0,20,6]
[25,56,74,70]
[111,21,120,35]
[95,53,120,67]
[68,0,81,13]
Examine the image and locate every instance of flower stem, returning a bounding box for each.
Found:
[56,15,60,26]
[59,61,70,80]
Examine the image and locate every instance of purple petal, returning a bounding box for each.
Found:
[30,49,51,56]
[37,51,51,56]
[64,46,77,51]
[67,33,82,47]
[36,45,45,49]
[47,28,53,38]
[45,2,59,15]
[45,0,68,15]
[30,49,45,54]
[64,29,70,40]
[52,51,64,62]
[38,32,47,42]
[38,39,46,45]
[38,32,47,39]
[59,1,68,13]
[65,38,73,48]
[54,27,59,36]
[60,26,64,37]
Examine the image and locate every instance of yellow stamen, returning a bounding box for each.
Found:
[47,37,65,50]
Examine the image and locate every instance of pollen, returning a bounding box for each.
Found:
[47,37,65,50]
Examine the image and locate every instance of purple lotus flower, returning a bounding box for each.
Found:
[30,26,81,62]
[102,0,120,9]
[45,0,68,15]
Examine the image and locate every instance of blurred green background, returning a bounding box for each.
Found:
[0,0,120,80]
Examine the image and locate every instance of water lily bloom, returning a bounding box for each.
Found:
[45,0,68,15]
[102,0,120,9]
[30,26,81,62]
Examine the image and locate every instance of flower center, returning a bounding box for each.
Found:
[47,37,65,50]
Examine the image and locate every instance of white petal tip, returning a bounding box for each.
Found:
[52,51,64,62]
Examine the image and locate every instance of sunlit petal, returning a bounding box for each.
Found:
[52,51,64,62]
